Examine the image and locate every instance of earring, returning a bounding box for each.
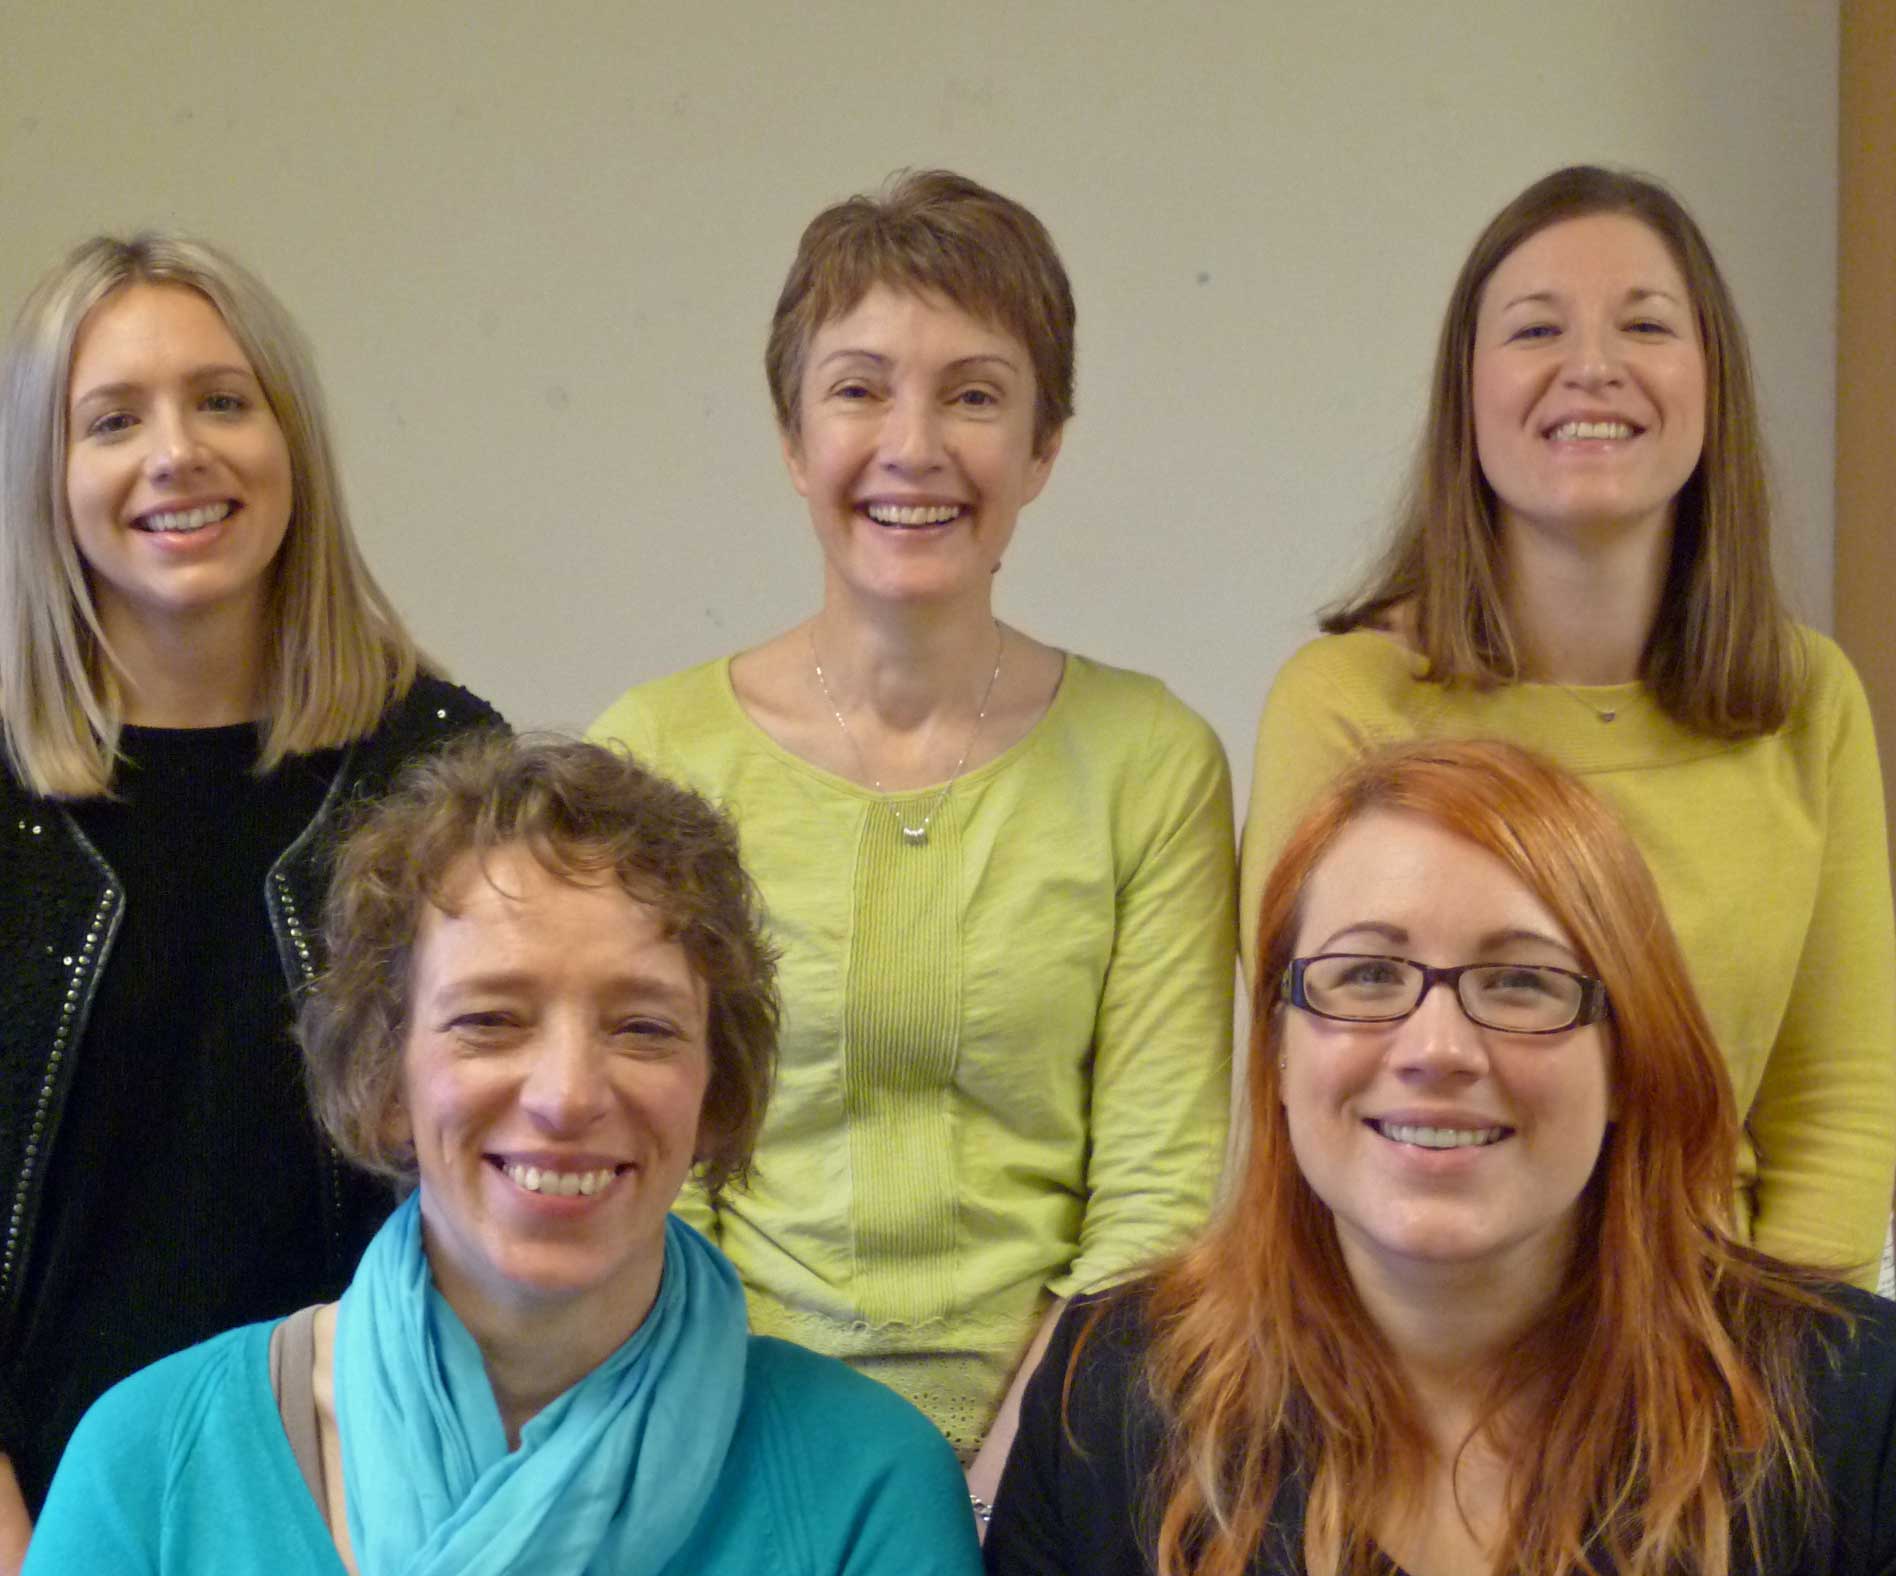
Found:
[1277,1055,1287,1071]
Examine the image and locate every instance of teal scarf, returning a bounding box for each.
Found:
[335,1194,747,1575]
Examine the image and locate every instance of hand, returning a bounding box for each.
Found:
[0,1455,30,1575]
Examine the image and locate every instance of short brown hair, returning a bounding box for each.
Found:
[1327,165,1796,737]
[765,169,1075,455]
[302,733,779,1197]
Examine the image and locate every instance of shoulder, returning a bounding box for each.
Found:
[588,660,734,755]
[727,1339,979,1572]
[1801,1285,1896,1432]
[1785,626,1874,727]
[1054,655,1227,770]
[376,672,505,744]
[51,1323,262,1490]
[741,1336,959,1458]
[1266,630,1422,713]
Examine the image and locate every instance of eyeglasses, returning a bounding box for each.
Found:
[1281,953,1611,1035]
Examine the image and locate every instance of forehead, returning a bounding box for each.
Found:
[69,282,250,380]
[802,283,1031,371]
[1480,212,1690,313]
[411,845,698,992]
[1296,810,1573,954]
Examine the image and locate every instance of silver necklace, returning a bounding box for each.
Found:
[810,621,1005,846]
[1551,681,1620,723]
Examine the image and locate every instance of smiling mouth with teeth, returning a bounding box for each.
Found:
[1546,420,1638,442]
[863,503,966,527]
[1370,1120,1510,1151]
[496,1159,627,1197]
[135,501,235,534]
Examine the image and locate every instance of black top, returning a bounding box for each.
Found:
[986,1285,1896,1576]
[14,725,339,1511]
[0,675,502,1511]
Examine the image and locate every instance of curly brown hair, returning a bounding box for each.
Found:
[301,732,779,1196]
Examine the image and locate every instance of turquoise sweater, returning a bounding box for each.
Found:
[24,1321,982,1574]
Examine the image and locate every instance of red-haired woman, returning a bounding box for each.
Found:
[989,740,1896,1576]
[1241,166,1895,1286]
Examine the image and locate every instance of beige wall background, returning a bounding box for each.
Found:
[0,1,1840,800]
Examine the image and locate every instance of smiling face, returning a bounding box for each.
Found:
[64,282,293,649]
[394,845,712,1337]
[782,284,1060,608]
[1471,212,1706,551]
[1279,810,1614,1302]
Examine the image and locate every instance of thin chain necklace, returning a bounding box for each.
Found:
[1550,680,1621,723]
[810,620,1005,846]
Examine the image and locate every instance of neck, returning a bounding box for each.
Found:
[809,589,1002,731]
[438,1260,662,1448]
[101,597,270,727]
[1342,1230,1570,1453]
[1499,509,1674,685]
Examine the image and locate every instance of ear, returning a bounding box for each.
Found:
[1021,424,1064,506]
[780,425,811,499]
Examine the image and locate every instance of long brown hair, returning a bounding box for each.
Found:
[1326,166,1797,738]
[1126,739,1840,1576]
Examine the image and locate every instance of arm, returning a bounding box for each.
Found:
[0,1458,28,1576]
[965,1298,1065,1523]
[1747,656,1896,1287]
[1054,700,1236,1302]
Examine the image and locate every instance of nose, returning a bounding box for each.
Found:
[144,407,212,483]
[1560,316,1624,391]
[518,1020,612,1133]
[1388,978,1489,1082]
[879,389,945,476]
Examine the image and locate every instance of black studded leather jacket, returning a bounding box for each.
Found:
[0,675,500,1454]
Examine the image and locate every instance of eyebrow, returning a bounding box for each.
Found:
[424,967,703,1014]
[1310,920,1580,963]
[70,365,261,409]
[1495,287,1686,313]
[812,349,1021,375]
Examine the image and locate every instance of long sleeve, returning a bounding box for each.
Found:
[1058,699,1235,1295]
[1744,656,1896,1284]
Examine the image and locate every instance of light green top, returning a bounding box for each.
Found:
[1240,627,1896,1287]
[592,654,1236,1453]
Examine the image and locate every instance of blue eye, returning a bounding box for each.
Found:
[85,411,136,437]
[1508,324,1557,342]
[955,388,998,408]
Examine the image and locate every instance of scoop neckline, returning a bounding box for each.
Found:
[711,649,1077,802]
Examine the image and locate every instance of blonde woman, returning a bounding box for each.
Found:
[0,233,498,1549]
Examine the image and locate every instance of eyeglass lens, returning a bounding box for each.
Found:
[1299,954,1587,1032]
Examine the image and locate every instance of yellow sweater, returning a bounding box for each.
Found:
[1240,628,1896,1287]
[593,654,1235,1454]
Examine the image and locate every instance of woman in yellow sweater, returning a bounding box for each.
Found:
[1242,164,1896,1287]
[592,171,1236,1519]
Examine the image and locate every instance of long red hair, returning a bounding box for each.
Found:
[1124,739,1840,1576]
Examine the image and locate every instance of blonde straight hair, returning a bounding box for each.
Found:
[0,233,419,798]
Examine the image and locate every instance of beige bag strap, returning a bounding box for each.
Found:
[267,1304,327,1514]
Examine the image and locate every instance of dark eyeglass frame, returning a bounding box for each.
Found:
[1280,953,1612,1035]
